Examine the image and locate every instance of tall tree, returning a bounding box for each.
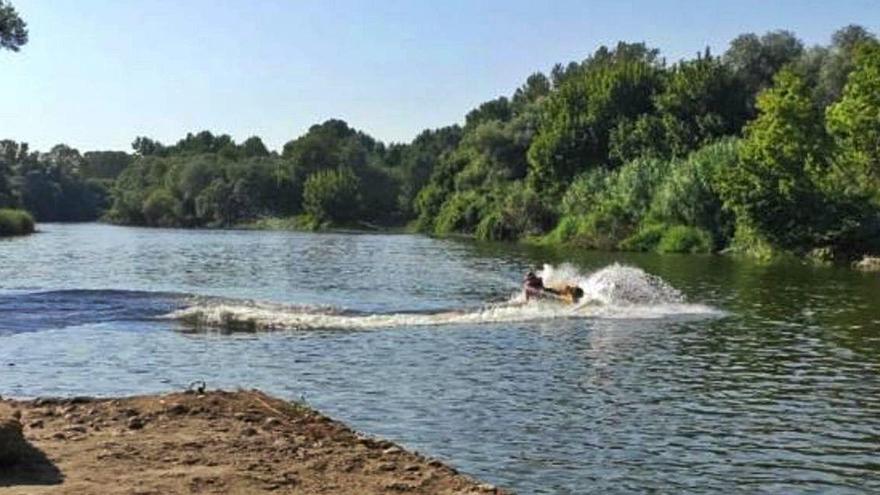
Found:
[718,69,829,250]
[0,1,26,51]
[826,43,880,199]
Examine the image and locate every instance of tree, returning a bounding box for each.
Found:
[718,69,829,250]
[241,136,270,157]
[131,136,165,156]
[826,43,880,199]
[724,30,804,111]
[527,56,661,192]
[302,168,361,223]
[0,1,27,51]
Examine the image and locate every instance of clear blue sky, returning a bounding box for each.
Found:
[1,0,877,152]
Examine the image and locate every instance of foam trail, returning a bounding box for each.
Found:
[166,263,722,332]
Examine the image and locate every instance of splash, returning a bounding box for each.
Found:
[166,263,721,332]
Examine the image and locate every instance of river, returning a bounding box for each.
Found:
[1,223,879,494]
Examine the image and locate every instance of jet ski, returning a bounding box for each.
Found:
[523,271,584,304]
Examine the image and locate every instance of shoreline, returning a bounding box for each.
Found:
[26,220,880,272]
[0,389,506,495]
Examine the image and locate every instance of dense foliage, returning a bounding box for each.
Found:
[0,208,33,237]
[0,0,26,51]
[4,13,880,262]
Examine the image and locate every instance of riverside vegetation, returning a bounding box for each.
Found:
[2,2,880,262]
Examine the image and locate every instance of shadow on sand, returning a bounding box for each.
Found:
[0,438,64,487]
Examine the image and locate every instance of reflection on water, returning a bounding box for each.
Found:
[1,223,880,494]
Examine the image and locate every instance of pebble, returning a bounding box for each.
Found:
[241,427,258,437]
[377,462,397,472]
[127,417,145,430]
[383,446,403,455]
[263,417,282,428]
[28,419,44,429]
[167,403,189,414]
[66,425,87,434]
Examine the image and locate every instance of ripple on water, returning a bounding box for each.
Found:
[1,224,880,493]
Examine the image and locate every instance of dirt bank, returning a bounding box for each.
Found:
[0,389,506,494]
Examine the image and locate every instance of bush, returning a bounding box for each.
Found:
[302,168,361,224]
[560,169,610,217]
[647,139,737,247]
[656,225,714,253]
[141,189,179,227]
[434,190,490,235]
[618,223,666,251]
[0,209,35,237]
[475,183,557,241]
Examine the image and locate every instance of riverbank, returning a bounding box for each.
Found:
[0,209,35,238]
[0,389,505,495]
[236,215,413,235]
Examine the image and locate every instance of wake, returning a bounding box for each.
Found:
[166,263,722,332]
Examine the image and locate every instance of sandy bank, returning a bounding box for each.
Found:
[0,389,506,494]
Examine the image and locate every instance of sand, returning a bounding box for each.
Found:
[0,389,506,495]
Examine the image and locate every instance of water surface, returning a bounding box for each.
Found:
[1,223,879,494]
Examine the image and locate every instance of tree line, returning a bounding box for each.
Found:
[2,0,879,261]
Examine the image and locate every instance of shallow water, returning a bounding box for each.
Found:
[1,223,879,494]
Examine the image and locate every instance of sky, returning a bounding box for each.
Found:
[1,0,878,153]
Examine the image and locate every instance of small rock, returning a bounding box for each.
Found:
[377,462,397,472]
[263,417,282,429]
[241,427,258,437]
[404,464,420,472]
[10,410,21,420]
[27,420,44,429]
[166,403,189,414]
[385,481,415,492]
[127,417,145,430]
[66,425,87,434]
[476,483,497,493]
[121,408,139,418]
[52,432,67,440]
[383,446,403,455]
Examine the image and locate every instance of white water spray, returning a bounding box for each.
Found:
[166,263,721,332]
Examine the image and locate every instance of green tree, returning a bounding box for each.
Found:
[240,136,270,157]
[724,30,804,110]
[718,69,829,250]
[527,56,661,192]
[302,168,361,224]
[0,1,26,51]
[826,43,880,198]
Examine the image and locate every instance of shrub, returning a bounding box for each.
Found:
[560,169,610,217]
[656,225,714,253]
[475,183,557,241]
[647,139,737,247]
[434,190,490,235]
[141,189,179,227]
[0,209,35,237]
[302,168,361,224]
[618,223,667,251]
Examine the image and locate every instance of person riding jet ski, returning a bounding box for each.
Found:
[523,271,547,300]
[523,270,584,303]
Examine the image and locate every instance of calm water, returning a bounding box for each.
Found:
[1,223,879,494]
